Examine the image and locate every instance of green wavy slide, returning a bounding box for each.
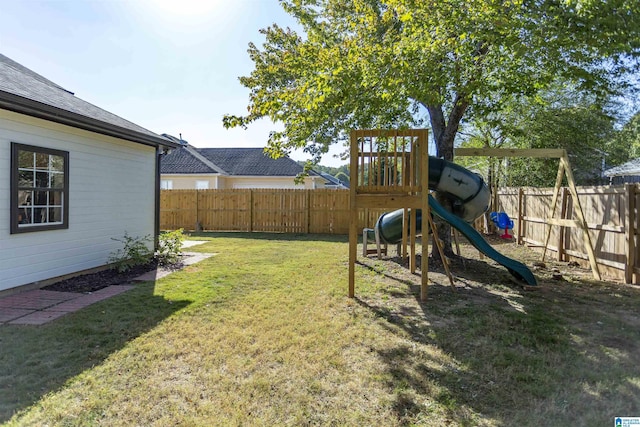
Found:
[428,194,538,287]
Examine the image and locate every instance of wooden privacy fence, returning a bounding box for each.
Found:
[162,185,640,283]
[496,184,639,284]
[160,189,387,235]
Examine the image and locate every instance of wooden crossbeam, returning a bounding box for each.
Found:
[455,148,566,158]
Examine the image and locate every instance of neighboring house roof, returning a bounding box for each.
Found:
[0,53,176,149]
[161,145,310,177]
[319,172,349,188]
[603,158,640,177]
[161,144,214,174]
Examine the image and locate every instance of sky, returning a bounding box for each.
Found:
[0,0,347,166]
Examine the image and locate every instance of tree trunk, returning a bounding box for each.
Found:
[426,95,470,260]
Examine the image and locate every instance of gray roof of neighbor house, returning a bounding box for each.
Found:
[0,53,176,148]
[603,158,640,177]
[161,145,307,176]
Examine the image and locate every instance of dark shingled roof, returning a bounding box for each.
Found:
[604,158,640,177]
[161,146,306,176]
[0,53,174,148]
[161,145,213,174]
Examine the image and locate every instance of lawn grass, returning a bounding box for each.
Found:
[2,232,640,426]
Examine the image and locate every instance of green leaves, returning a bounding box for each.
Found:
[224,0,640,166]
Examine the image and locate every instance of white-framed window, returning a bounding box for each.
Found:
[11,143,69,234]
[195,180,209,190]
[160,179,173,190]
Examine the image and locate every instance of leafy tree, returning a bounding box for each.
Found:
[612,112,640,161]
[461,85,619,188]
[334,171,350,184]
[300,162,351,182]
[225,0,640,252]
[509,105,615,187]
[456,109,511,203]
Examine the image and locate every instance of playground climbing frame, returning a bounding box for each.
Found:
[348,129,430,301]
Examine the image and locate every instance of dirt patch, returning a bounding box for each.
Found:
[357,233,640,359]
[358,233,635,301]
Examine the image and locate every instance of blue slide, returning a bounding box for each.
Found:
[428,195,537,286]
[372,156,537,287]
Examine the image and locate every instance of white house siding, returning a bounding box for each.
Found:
[223,176,323,189]
[162,174,220,190]
[160,174,325,190]
[0,109,156,292]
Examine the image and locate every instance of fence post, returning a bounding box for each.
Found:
[306,190,311,234]
[249,189,254,233]
[626,183,636,284]
[517,188,524,245]
[195,190,200,231]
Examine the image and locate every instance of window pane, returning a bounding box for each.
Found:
[33,207,45,223]
[18,190,33,206]
[18,150,34,168]
[51,173,64,188]
[18,170,34,187]
[49,207,62,223]
[35,171,49,188]
[50,155,64,172]
[49,191,63,205]
[18,207,32,224]
[33,191,48,206]
[35,152,49,170]
[196,180,209,190]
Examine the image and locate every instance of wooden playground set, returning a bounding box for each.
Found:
[347,129,601,301]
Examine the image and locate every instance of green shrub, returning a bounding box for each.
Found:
[108,232,154,273]
[157,228,185,266]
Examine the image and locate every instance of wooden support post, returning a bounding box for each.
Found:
[349,211,358,298]
[429,212,455,289]
[348,131,358,298]
[375,224,383,259]
[410,207,417,273]
[452,229,461,256]
[561,153,601,281]
[626,183,636,284]
[402,207,408,259]
[557,187,569,262]
[542,155,565,262]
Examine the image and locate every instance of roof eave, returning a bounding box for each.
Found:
[0,91,178,149]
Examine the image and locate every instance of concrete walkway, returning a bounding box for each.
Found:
[0,242,213,326]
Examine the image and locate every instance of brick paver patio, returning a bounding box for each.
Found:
[0,286,135,325]
[0,243,213,326]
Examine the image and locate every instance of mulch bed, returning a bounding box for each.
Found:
[42,261,160,294]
